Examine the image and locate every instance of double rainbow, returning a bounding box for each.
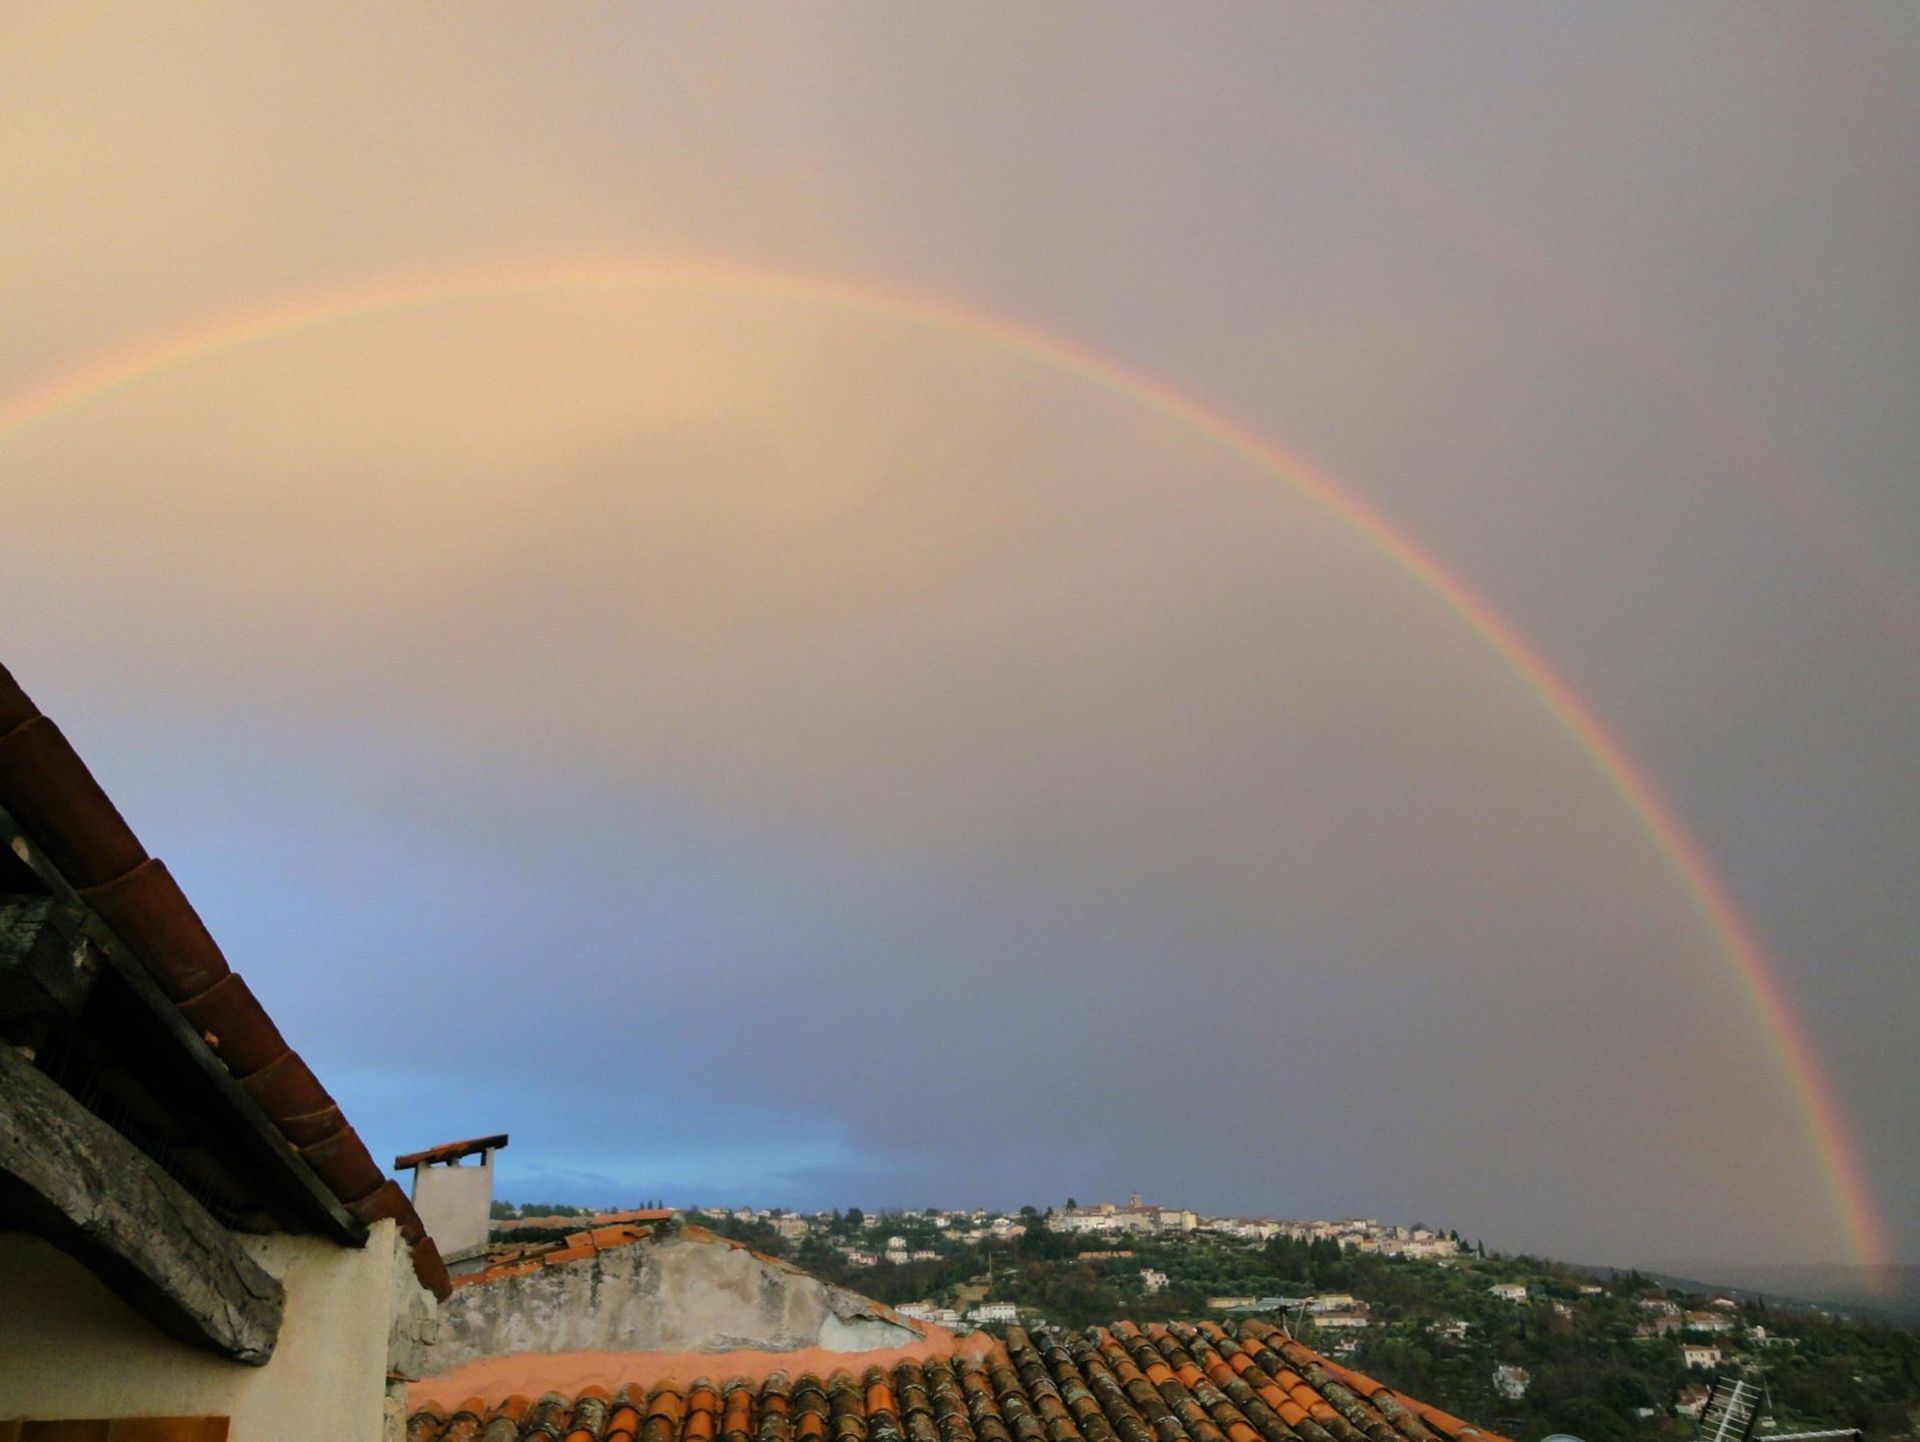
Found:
[0,260,1887,1269]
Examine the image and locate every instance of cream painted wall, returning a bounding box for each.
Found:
[0,1219,420,1442]
[410,1154,493,1261]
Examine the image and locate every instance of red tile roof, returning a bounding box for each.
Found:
[496,1208,678,1234]
[403,1321,1510,1442]
[0,661,450,1299]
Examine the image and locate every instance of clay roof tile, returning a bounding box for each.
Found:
[0,716,147,888]
[79,857,231,1001]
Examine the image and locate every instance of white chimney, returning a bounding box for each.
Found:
[394,1133,506,1265]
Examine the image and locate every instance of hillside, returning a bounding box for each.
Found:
[678,1212,1919,1442]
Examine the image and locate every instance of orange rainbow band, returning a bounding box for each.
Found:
[0,259,1888,1269]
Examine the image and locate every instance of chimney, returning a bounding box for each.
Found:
[393,1133,507,1265]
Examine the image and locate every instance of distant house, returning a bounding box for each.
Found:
[967,1302,1018,1324]
[1489,1282,1530,1302]
[1141,1268,1170,1293]
[1676,1384,1712,1417]
[1681,1343,1723,1369]
[1684,1310,1735,1334]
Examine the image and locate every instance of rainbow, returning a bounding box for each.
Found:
[0,260,1888,1269]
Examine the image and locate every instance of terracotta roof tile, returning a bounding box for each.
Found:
[404,1331,1504,1442]
[79,857,231,1002]
[0,715,148,888]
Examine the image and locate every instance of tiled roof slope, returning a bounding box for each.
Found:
[403,1319,1511,1442]
[0,661,450,1299]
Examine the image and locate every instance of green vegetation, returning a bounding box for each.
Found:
[502,1206,1918,1442]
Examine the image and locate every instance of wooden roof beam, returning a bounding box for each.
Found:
[0,1037,285,1364]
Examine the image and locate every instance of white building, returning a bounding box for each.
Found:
[1684,1311,1735,1334]
[1308,1293,1361,1314]
[1489,1282,1530,1302]
[968,1302,1019,1324]
[1681,1344,1722,1370]
[1141,1269,1170,1293]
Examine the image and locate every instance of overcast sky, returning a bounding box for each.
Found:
[3,5,1915,1270]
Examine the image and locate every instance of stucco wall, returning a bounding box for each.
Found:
[426,1231,920,1376]
[0,1219,430,1442]
[410,1157,493,1261]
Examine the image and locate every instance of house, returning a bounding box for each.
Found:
[966,1301,1018,1324]
[1681,1344,1722,1369]
[895,1302,963,1329]
[1489,1282,1530,1302]
[771,1215,810,1241]
[1492,1365,1531,1400]
[1141,1268,1169,1293]
[0,663,449,1438]
[1684,1310,1735,1333]
[1676,1384,1712,1417]
[1307,1293,1361,1313]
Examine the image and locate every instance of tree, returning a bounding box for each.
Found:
[846,1207,865,1229]
[1067,1197,1079,1210]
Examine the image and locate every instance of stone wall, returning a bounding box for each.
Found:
[425,1231,922,1375]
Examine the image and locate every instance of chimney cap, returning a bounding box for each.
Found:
[394,1133,508,1170]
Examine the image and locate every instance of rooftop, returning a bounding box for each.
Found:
[0,660,450,1300]
[404,1318,1510,1442]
